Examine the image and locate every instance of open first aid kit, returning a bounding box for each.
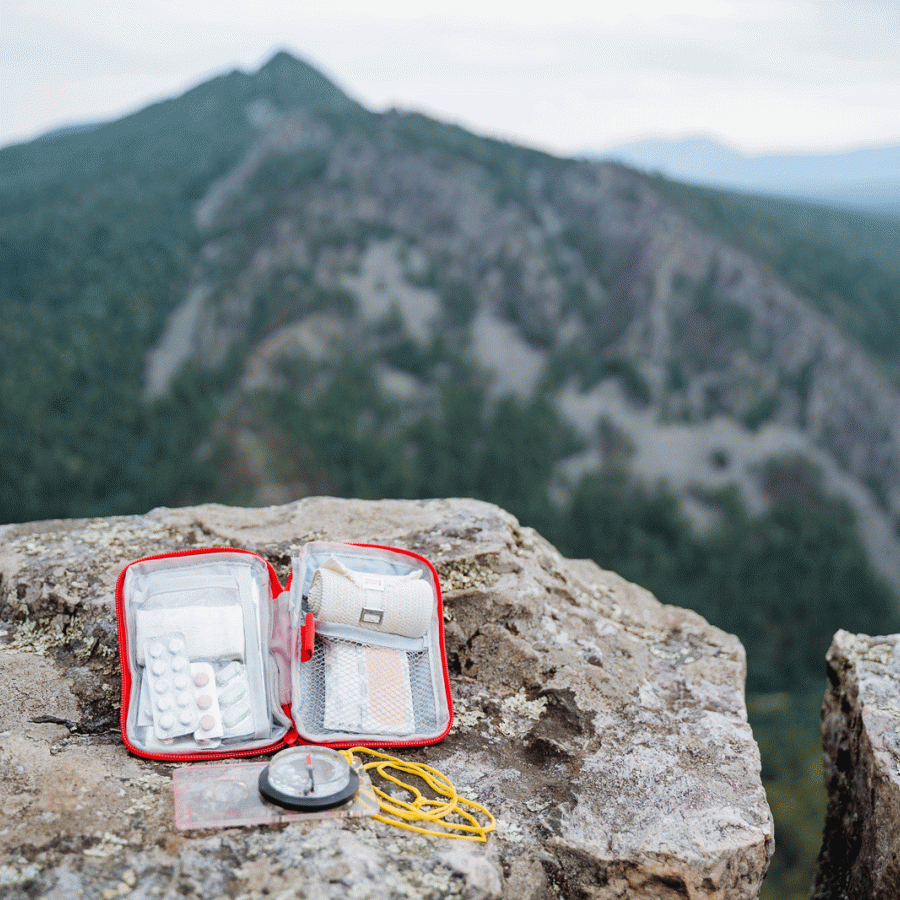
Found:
[116,542,454,761]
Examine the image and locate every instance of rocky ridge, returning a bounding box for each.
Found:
[0,498,772,899]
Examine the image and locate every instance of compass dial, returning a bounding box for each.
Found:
[258,746,359,811]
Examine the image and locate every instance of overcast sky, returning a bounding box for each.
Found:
[2,0,898,155]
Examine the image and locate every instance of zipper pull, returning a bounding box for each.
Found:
[300,612,315,662]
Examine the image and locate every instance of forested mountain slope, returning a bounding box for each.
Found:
[2,52,898,697]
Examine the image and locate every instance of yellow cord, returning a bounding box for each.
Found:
[340,747,496,842]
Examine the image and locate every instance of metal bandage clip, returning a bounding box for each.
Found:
[358,575,386,626]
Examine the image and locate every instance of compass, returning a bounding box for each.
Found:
[258,746,359,811]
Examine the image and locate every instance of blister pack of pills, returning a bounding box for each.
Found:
[214,661,254,738]
[142,632,224,742]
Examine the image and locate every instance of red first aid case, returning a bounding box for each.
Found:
[116,541,453,761]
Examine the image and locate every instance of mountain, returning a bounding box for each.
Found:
[0,50,362,193]
[599,136,900,216]
[1,51,899,693]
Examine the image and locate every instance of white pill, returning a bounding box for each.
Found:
[151,660,166,676]
[179,709,194,726]
[176,691,192,708]
[158,713,174,730]
[168,637,185,654]
[173,673,189,690]
[222,704,250,728]
[156,695,172,711]
[154,678,170,694]
[219,679,245,706]
[148,642,164,658]
[216,662,241,685]
[170,655,186,672]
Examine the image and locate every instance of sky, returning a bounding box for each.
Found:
[1,0,899,156]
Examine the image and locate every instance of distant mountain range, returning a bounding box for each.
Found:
[597,136,900,217]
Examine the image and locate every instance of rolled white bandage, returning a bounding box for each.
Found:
[308,558,433,638]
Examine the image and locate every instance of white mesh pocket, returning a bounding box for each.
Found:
[299,633,440,740]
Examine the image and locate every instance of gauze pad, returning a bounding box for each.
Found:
[135,603,245,664]
[308,557,432,638]
[322,641,416,736]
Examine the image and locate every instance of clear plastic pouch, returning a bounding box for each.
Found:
[118,550,291,758]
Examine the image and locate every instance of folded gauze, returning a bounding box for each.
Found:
[308,557,432,638]
[134,604,245,665]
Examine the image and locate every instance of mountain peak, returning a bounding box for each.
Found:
[251,49,359,114]
[261,49,302,70]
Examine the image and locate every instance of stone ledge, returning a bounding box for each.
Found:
[0,497,773,899]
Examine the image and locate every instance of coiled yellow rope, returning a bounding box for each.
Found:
[340,747,496,842]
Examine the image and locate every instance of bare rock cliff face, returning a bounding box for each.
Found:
[813,630,900,899]
[0,498,772,899]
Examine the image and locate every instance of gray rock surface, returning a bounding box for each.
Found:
[812,630,900,899]
[0,497,773,899]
